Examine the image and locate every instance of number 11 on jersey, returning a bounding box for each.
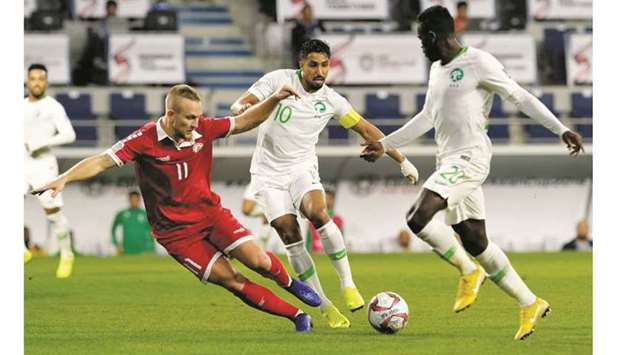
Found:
[176,162,188,180]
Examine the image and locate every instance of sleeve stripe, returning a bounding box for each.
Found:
[225,117,236,137]
[338,110,362,129]
[105,149,124,167]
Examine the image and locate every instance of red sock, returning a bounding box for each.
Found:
[257,252,292,288]
[234,280,300,320]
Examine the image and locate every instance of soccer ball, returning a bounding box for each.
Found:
[367,291,409,334]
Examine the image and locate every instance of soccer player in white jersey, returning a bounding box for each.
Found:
[231,39,420,328]
[24,64,77,278]
[361,6,584,340]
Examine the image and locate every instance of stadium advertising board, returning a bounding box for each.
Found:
[566,33,592,85]
[74,0,150,18]
[24,34,70,84]
[277,0,389,21]
[108,34,185,84]
[319,34,427,84]
[461,33,537,84]
[528,0,592,20]
[420,0,496,19]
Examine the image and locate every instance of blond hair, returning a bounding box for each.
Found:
[165,84,202,112]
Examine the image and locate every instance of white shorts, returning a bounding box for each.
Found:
[24,154,63,209]
[423,155,490,225]
[251,167,323,223]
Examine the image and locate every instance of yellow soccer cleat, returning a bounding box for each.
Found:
[514,298,551,340]
[321,303,351,328]
[56,254,75,279]
[24,249,33,264]
[343,287,364,312]
[453,265,486,313]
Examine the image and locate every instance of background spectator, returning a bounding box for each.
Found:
[562,220,593,251]
[454,1,469,36]
[291,3,324,68]
[111,191,154,255]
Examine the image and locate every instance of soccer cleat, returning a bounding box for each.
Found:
[286,279,321,307]
[56,254,74,279]
[453,265,486,313]
[294,313,313,332]
[24,249,33,264]
[514,298,551,340]
[343,286,364,312]
[321,303,351,328]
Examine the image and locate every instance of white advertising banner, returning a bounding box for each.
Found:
[462,33,537,84]
[74,0,151,18]
[420,0,496,19]
[277,0,388,22]
[528,0,592,20]
[108,34,185,84]
[319,34,427,85]
[24,34,70,84]
[566,33,592,85]
[24,0,37,17]
[25,182,589,255]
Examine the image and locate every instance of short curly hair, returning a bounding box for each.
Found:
[299,39,331,60]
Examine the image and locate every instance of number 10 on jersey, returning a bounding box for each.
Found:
[274,103,293,124]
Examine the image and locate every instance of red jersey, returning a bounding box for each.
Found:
[106,116,234,241]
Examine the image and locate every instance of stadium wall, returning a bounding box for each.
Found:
[24,180,590,256]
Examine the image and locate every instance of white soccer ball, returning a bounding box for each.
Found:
[367,291,409,334]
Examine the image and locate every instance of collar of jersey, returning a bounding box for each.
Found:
[441,46,469,67]
[156,116,202,148]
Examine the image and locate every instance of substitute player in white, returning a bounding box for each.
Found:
[362,6,584,340]
[24,64,77,278]
[231,39,419,328]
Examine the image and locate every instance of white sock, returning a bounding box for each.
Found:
[417,219,477,275]
[476,242,536,306]
[284,241,330,308]
[317,220,356,289]
[47,211,73,258]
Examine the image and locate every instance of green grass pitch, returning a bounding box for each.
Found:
[25,252,591,354]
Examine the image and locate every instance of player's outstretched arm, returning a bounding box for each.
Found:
[230,84,300,135]
[506,87,584,156]
[230,92,260,115]
[351,117,419,184]
[31,152,117,197]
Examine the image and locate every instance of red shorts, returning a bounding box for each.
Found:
[159,208,253,283]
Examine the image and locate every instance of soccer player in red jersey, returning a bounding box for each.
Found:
[32,84,320,332]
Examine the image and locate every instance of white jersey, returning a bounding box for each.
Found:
[382,47,569,164]
[24,96,76,160]
[248,69,357,176]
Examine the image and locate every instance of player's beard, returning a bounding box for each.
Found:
[424,46,442,62]
[29,86,45,99]
[309,77,325,90]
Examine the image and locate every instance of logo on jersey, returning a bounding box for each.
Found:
[450,68,464,82]
[314,101,326,114]
[193,143,204,153]
[156,155,171,162]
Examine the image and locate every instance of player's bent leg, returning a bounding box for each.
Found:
[301,189,363,312]
[45,207,74,278]
[207,257,312,332]
[456,219,547,339]
[272,215,350,327]
[229,240,321,307]
[406,189,447,233]
[408,190,478,277]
